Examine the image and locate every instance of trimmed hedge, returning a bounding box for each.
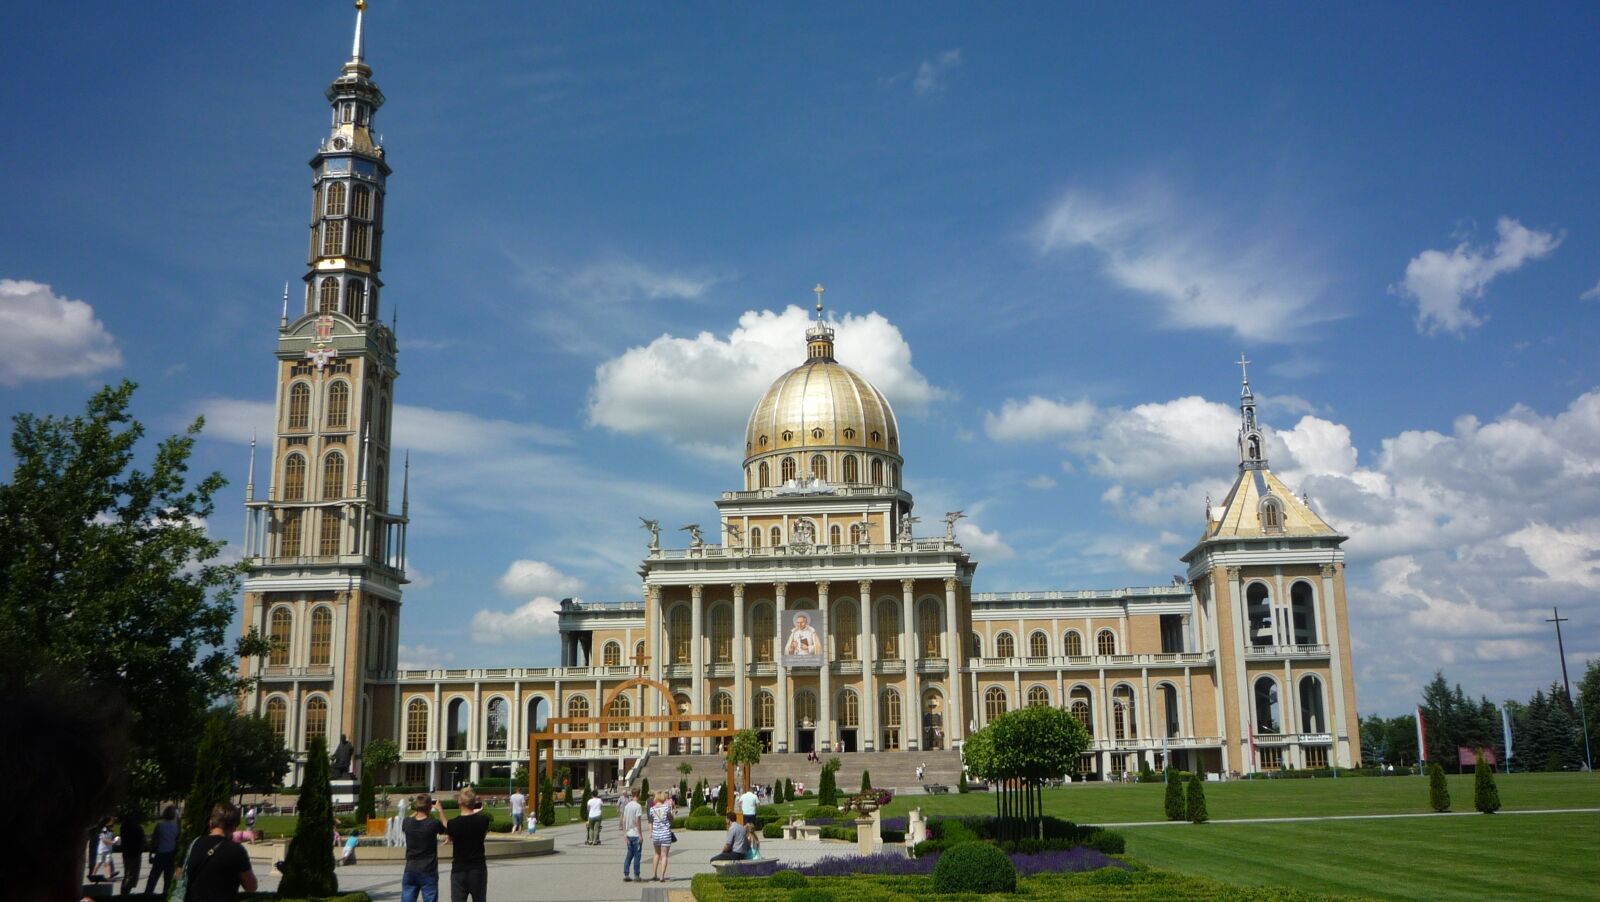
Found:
[801,805,841,820]
[691,805,718,818]
[756,804,781,820]
[687,815,727,830]
[769,870,808,888]
[763,822,784,839]
[932,841,1016,894]
[691,869,1349,901]
[788,890,834,902]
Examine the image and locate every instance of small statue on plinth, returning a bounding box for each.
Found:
[330,734,355,779]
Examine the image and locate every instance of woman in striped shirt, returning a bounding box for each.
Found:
[648,790,676,882]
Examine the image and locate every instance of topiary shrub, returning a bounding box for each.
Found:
[932,841,1017,894]
[640,778,650,799]
[1428,762,1450,812]
[1474,758,1500,814]
[770,869,808,888]
[788,889,834,902]
[686,815,727,831]
[279,735,339,897]
[690,805,716,818]
[757,804,780,819]
[1163,768,1185,821]
[763,822,784,839]
[1186,773,1209,824]
[802,805,840,820]
[784,777,794,800]
[861,769,873,792]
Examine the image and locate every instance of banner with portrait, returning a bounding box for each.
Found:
[781,608,824,668]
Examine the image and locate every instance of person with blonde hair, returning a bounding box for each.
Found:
[647,790,676,882]
[446,787,490,902]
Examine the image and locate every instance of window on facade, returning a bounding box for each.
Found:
[633,641,645,666]
[1097,629,1116,656]
[602,641,622,667]
[750,528,762,549]
[326,382,350,429]
[319,277,340,314]
[268,607,292,666]
[995,632,1015,658]
[280,510,303,557]
[304,697,328,747]
[755,691,775,729]
[1290,581,1318,645]
[1065,630,1083,656]
[318,508,341,556]
[1112,685,1136,739]
[752,605,774,662]
[1027,686,1050,707]
[322,452,345,500]
[1247,583,1273,646]
[669,606,691,664]
[283,453,307,500]
[781,430,794,442]
[769,526,781,546]
[1299,674,1326,734]
[810,455,827,480]
[838,689,859,727]
[444,698,468,751]
[1259,746,1283,771]
[880,689,902,750]
[1160,613,1186,654]
[1160,683,1181,738]
[795,690,818,727]
[758,462,770,488]
[850,523,865,543]
[970,632,982,658]
[833,603,858,660]
[843,427,856,440]
[567,696,589,749]
[871,458,884,485]
[711,605,733,663]
[842,455,859,483]
[288,383,311,430]
[871,431,881,443]
[877,602,900,657]
[351,224,371,260]
[487,698,508,751]
[781,457,796,482]
[1028,631,1049,658]
[606,696,630,743]
[322,220,344,256]
[311,184,323,223]
[984,686,1008,722]
[891,465,900,488]
[527,697,548,733]
[919,600,940,656]
[309,607,332,666]
[1304,746,1330,769]
[325,182,347,216]
[266,698,287,742]
[352,184,371,218]
[1069,689,1093,736]
[1254,677,1281,734]
[1261,498,1282,530]
[345,278,366,317]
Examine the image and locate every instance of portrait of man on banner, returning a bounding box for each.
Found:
[782,609,823,668]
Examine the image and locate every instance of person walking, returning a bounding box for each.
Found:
[585,792,604,845]
[93,818,117,881]
[508,788,526,834]
[400,794,449,902]
[144,805,180,895]
[445,788,490,902]
[618,789,643,882]
[118,814,145,894]
[708,812,750,863]
[647,790,675,882]
[177,802,257,902]
[737,786,758,828]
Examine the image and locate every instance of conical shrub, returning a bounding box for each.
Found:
[1187,772,1209,824]
[1473,758,1500,813]
[1163,768,1186,821]
[1428,762,1451,812]
[278,735,338,897]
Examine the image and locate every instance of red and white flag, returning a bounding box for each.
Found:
[1415,706,1429,763]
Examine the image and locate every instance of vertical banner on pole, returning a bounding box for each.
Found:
[1501,707,1514,774]
[1415,706,1429,766]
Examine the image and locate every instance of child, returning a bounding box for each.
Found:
[341,829,360,866]
[94,819,118,880]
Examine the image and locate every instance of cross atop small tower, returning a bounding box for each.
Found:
[813,283,826,319]
[1237,352,1251,387]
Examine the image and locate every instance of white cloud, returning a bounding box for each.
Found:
[470,596,563,643]
[1034,189,1336,343]
[512,255,733,356]
[397,643,456,670]
[1504,521,1600,589]
[1025,475,1057,490]
[1394,217,1562,335]
[984,397,1097,441]
[956,521,1015,559]
[0,279,122,385]
[1581,279,1600,301]
[913,49,962,95]
[1085,396,1239,482]
[496,559,585,598]
[589,305,942,458]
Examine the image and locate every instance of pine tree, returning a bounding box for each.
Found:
[785,777,794,800]
[1186,772,1208,824]
[720,779,732,812]
[1428,761,1450,812]
[772,779,783,804]
[861,769,873,792]
[180,716,233,851]
[640,777,650,799]
[679,777,688,804]
[1473,757,1500,813]
[818,760,838,807]
[1163,768,1186,821]
[278,735,338,897]
[356,766,376,822]
[538,776,556,827]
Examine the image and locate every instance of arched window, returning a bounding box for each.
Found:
[1027,685,1050,707]
[318,277,340,314]
[919,599,941,656]
[1261,497,1283,530]
[345,277,366,315]
[1028,630,1049,658]
[750,528,762,550]
[1247,582,1273,647]
[288,383,311,430]
[1069,686,1093,736]
[280,511,302,557]
[1065,630,1083,656]
[712,692,733,719]
[405,698,429,751]
[984,686,1008,722]
[1112,685,1137,739]
[876,601,900,658]
[843,455,859,483]
[833,602,858,660]
[970,632,982,658]
[607,695,631,743]
[810,454,828,481]
[309,607,333,666]
[710,605,733,663]
[850,522,866,543]
[752,605,774,663]
[352,184,372,218]
[322,452,345,500]
[995,632,1016,658]
[325,181,346,216]
[1159,683,1181,738]
[758,462,770,488]
[781,457,796,482]
[266,697,287,742]
[304,696,328,747]
[1097,629,1116,656]
[755,691,775,729]
[318,508,341,556]
[669,606,692,664]
[1299,674,1327,734]
[446,698,469,751]
[487,697,508,751]
[527,697,548,733]
[769,526,781,546]
[892,465,900,488]
[567,696,589,749]
[795,690,818,728]
[326,382,350,429]
[602,641,622,667]
[880,689,902,750]
[1254,677,1281,734]
[283,453,307,500]
[838,689,859,727]
[634,641,645,665]
[829,524,841,545]
[322,219,344,256]
[268,607,292,666]
[871,457,884,485]
[1291,581,1318,645]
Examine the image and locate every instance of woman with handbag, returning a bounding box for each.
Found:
[647,790,676,882]
[175,802,256,902]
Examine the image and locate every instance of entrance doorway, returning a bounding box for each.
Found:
[839,729,858,752]
[797,729,815,753]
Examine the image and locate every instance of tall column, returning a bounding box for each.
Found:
[1320,563,1352,766]
[901,579,918,750]
[774,582,789,753]
[732,583,747,729]
[859,580,876,751]
[817,581,831,752]
[690,584,704,754]
[944,578,964,744]
[647,586,663,754]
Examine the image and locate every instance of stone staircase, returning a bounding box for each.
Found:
[634,749,963,795]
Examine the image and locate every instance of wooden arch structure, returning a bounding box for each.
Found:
[528,675,737,812]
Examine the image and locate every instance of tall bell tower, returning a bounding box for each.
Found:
[238,1,408,785]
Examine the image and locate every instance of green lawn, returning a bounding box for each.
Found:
[250,801,616,838]
[882,773,1600,824]
[1120,812,1600,901]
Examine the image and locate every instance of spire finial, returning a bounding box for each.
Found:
[246,432,258,502]
[351,0,367,62]
[813,283,825,320]
[401,450,411,516]
[1237,352,1251,388]
[281,283,290,327]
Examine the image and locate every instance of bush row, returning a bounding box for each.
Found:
[689,867,1345,901]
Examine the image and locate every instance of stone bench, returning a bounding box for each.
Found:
[925,784,951,794]
[711,857,779,874]
[781,823,821,841]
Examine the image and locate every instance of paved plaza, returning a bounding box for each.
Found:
[252,819,861,902]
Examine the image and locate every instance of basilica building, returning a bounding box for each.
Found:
[236,5,1361,792]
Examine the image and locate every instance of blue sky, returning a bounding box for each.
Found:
[3,2,1598,715]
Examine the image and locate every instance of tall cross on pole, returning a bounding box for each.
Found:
[1237,352,1251,384]
[813,283,825,319]
[1547,606,1574,703]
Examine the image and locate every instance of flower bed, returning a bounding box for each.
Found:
[725,846,1126,880]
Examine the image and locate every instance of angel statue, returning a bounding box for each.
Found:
[680,523,704,546]
[899,512,920,542]
[944,510,966,541]
[639,517,661,550]
[725,522,744,545]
